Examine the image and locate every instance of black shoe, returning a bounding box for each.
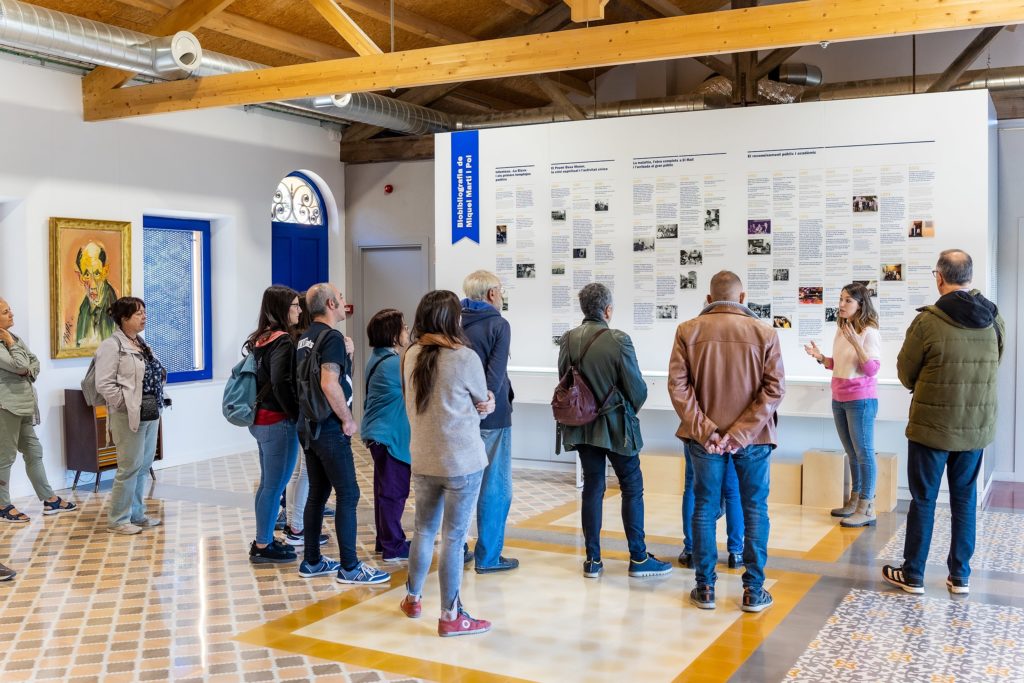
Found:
[690,584,716,609]
[250,540,297,564]
[727,553,744,569]
[475,556,519,574]
[882,564,924,594]
[463,543,473,565]
[677,551,692,568]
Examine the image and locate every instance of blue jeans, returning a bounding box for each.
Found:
[688,441,771,590]
[249,420,299,545]
[832,399,878,499]
[682,443,743,554]
[303,421,360,568]
[107,411,160,527]
[903,440,983,581]
[407,470,483,611]
[577,445,647,562]
[474,427,512,568]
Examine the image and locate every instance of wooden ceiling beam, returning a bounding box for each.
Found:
[753,46,802,80]
[563,0,610,22]
[114,0,357,61]
[83,0,236,92]
[500,0,551,15]
[307,0,382,55]
[86,0,1024,121]
[340,134,435,164]
[532,74,588,120]
[336,0,477,45]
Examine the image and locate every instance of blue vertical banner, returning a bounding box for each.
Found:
[451,130,479,244]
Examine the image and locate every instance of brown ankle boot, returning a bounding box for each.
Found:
[841,497,876,527]
[831,492,859,518]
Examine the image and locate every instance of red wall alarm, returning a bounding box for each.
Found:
[384,184,394,194]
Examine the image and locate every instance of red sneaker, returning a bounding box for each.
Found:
[437,608,491,637]
[400,595,422,619]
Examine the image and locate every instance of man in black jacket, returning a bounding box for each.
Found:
[461,270,518,573]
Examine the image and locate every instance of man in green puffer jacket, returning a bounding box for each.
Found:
[882,249,1003,597]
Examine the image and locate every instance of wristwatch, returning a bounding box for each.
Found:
[816,356,825,365]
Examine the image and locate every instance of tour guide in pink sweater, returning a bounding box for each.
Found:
[804,283,881,528]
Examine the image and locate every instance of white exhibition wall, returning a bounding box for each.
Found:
[348,117,1022,490]
[0,55,346,498]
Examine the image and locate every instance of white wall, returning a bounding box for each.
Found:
[0,55,345,497]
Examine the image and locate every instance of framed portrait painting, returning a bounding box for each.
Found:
[49,217,131,359]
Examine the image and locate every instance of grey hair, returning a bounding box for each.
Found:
[463,270,501,301]
[579,283,612,319]
[936,249,973,285]
[306,283,336,317]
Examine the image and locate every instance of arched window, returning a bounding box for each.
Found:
[271,171,329,292]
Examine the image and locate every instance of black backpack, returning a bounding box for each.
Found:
[296,329,336,439]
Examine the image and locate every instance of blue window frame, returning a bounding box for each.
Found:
[142,216,213,383]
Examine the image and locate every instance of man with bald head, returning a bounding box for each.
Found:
[668,271,785,613]
[74,241,118,347]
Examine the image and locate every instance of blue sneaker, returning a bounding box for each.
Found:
[298,557,341,578]
[628,553,672,577]
[323,506,336,517]
[741,587,774,613]
[583,558,603,578]
[336,561,391,585]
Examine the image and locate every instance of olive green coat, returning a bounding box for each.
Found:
[556,318,648,456]
[897,297,1004,452]
[0,335,41,421]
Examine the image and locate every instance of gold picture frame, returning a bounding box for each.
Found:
[49,217,131,359]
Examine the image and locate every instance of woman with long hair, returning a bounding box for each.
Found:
[244,286,302,563]
[804,283,881,527]
[95,297,166,534]
[399,290,495,637]
[361,309,412,562]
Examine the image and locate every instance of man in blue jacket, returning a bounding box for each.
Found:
[461,270,518,573]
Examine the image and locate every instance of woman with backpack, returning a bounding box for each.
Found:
[95,297,166,534]
[399,290,495,637]
[245,286,302,563]
[361,308,411,562]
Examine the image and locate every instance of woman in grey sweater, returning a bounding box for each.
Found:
[399,290,495,637]
[0,298,76,522]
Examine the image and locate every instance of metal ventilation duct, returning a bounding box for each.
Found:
[800,67,1024,102]
[695,75,804,105]
[329,93,452,135]
[0,0,200,78]
[455,93,728,130]
[0,0,450,133]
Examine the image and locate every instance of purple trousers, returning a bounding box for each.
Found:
[368,441,411,557]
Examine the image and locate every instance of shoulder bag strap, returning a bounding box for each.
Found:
[573,327,609,366]
[365,352,396,395]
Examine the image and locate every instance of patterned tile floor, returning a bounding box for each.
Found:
[1,442,1022,682]
[877,508,1024,575]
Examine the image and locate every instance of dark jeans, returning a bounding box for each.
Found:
[368,441,410,557]
[682,442,743,554]
[903,440,983,581]
[577,445,647,562]
[303,421,360,569]
[688,440,771,591]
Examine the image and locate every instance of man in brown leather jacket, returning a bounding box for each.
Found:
[668,271,785,613]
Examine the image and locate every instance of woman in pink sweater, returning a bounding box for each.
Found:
[804,283,881,527]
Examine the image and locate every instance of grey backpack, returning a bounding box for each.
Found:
[81,336,123,407]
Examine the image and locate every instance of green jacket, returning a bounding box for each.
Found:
[0,334,41,420]
[897,289,1004,451]
[557,318,648,456]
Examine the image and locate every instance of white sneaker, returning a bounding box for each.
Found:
[131,517,162,528]
[108,523,143,535]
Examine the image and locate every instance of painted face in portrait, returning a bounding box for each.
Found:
[76,242,110,306]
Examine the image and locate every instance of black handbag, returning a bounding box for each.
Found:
[139,394,161,422]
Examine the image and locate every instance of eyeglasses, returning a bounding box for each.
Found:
[290,303,302,309]
[931,270,939,277]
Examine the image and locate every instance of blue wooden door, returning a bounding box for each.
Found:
[271,222,328,292]
[270,171,329,291]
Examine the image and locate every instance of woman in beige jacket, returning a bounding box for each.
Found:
[94,297,166,535]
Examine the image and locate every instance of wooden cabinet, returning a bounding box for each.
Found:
[64,389,162,492]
